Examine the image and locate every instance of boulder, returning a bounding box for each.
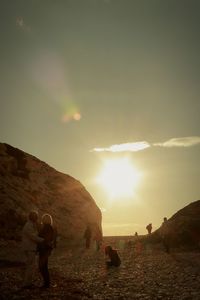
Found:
[0,143,102,251]
[141,200,200,250]
[164,200,200,249]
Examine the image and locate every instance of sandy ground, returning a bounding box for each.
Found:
[0,237,200,299]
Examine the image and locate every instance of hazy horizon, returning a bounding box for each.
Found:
[1,0,200,235]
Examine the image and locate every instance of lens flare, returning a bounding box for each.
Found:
[30,51,81,123]
[73,113,81,121]
[61,101,82,123]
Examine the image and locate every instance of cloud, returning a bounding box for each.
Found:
[91,136,200,153]
[154,136,200,148]
[91,141,150,152]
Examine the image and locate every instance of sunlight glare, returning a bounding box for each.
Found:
[96,158,141,199]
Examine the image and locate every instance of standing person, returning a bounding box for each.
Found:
[38,213,55,288]
[94,226,102,251]
[146,223,152,234]
[83,225,92,249]
[160,217,170,253]
[105,245,121,268]
[134,232,142,255]
[21,210,43,289]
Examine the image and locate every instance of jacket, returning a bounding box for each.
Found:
[37,224,55,255]
[22,220,43,251]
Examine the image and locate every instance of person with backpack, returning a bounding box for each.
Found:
[146,223,152,234]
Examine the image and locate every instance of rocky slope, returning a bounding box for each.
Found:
[141,200,200,250]
[0,143,102,247]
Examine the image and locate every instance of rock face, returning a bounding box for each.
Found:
[143,200,200,250]
[0,143,102,244]
[164,200,200,248]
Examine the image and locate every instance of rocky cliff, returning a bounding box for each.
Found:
[163,200,200,248]
[0,143,102,246]
[142,200,200,250]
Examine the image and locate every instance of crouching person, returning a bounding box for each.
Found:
[105,245,121,268]
[37,214,56,288]
[22,210,44,289]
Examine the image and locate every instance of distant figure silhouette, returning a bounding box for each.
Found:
[105,245,121,267]
[94,226,102,251]
[84,225,92,249]
[146,223,152,234]
[118,239,125,250]
[38,214,56,288]
[133,232,142,254]
[160,217,170,253]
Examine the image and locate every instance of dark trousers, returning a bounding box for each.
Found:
[106,261,120,268]
[39,253,50,287]
[106,261,114,267]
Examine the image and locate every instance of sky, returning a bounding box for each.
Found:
[1,0,200,236]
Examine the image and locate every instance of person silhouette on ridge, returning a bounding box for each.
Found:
[146,223,152,234]
[160,217,170,253]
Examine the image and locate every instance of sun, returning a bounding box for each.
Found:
[96,158,141,199]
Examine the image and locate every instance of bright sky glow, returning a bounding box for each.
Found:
[96,158,141,199]
[1,0,200,235]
